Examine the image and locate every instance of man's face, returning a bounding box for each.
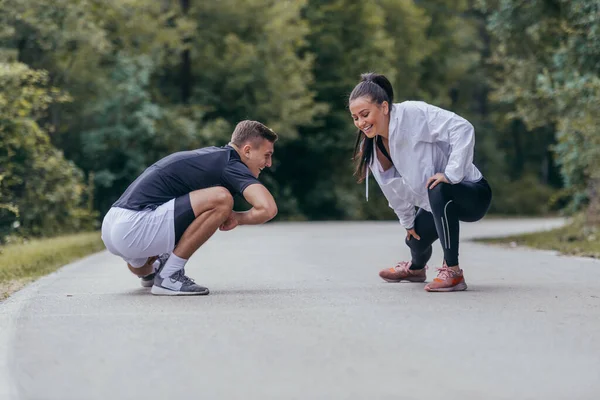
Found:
[241,139,274,178]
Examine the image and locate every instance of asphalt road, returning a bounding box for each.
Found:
[2,218,599,400]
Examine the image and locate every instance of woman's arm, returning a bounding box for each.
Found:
[369,165,416,228]
[409,102,476,184]
[441,119,475,184]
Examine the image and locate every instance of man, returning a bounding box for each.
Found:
[101,120,278,296]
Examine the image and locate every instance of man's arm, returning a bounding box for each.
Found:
[235,183,277,225]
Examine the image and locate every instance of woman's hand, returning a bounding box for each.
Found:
[406,228,420,241]
[426,172,449,190]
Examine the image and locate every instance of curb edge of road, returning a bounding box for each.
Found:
[0,273,49,400]
[0,251,107,400]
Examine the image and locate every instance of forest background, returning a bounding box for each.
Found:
[1,0,599,242]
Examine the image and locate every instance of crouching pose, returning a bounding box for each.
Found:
[101,120,278,295]
[349,73,492,292]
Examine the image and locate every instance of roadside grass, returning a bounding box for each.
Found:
[475,219,600,259]
[0,232,105,299]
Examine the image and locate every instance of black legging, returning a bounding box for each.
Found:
[406,178,492,268]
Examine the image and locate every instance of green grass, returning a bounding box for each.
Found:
[476,220,600,259]
[0,232,105,297]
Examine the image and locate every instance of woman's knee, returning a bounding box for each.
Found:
[427,182,451,206]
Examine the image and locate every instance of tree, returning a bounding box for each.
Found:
[0,62,95,239]
[282,0,434,220]
[481,0,600,222]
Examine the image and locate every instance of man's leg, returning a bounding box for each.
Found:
[174,187,234,259]
[135,255,171,288]
[127,256,158,278]
[152,187,233,296]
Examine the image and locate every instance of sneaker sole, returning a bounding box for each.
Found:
[381,277,426,283]
[140,279,154,288]
[425,281,468,292]
[150,285,210,296]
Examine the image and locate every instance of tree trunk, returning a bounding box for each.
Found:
[180,0,191,104]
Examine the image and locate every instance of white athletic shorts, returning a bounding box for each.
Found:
[101,199,176,268]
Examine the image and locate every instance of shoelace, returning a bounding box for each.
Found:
[170,269,196,284]
[394,262,428,271]
[394,261,411,271]
[435,266,454,280]
[181,274,196,285]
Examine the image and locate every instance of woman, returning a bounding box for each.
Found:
[349,73,492,292]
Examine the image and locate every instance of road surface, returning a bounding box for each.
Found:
[1,218,599,400]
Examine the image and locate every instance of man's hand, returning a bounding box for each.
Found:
[219,212,239,231]
[406,228,421,241]
[426,172,449,190]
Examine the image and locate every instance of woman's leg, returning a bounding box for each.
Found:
[427,178,492,267]
[406,208,438,269]
[424,178,492,292]
[378,208,439,282]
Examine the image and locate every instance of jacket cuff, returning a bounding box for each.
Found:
[444,171,464,184]
[399,214,416,229]
[443,173,454,184]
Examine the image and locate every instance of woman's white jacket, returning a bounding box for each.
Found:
[369,101,482,229]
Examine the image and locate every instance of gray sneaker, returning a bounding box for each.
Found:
[151,269,209,296]
[140,274,155,288]
[140,253,170,288]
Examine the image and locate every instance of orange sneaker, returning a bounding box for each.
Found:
[379,261,427,283]
[424,265,467,292]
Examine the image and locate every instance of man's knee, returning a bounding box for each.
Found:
[213,187,233,208]
[213,187,233,217]
[190,187,233,215]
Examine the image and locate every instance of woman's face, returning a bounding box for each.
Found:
[349,96,389,138]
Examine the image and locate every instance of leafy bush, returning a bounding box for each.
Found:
[0,63,96,240]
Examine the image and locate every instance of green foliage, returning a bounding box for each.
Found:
[188,0,324,138]
[488,174,556,215]
[2,0,598,233]
[0,62,96,239]
[78,54,167,212]
[482,0,600,221]
[277,0,434,219]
